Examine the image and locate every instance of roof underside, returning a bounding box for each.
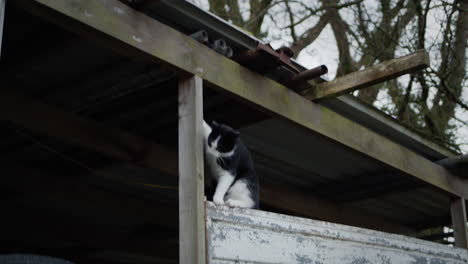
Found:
[0,2,460,263]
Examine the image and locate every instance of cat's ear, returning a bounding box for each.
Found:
[211,120,219,127]
[232,130,240,138]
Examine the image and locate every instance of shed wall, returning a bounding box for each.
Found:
[206,202,468,263]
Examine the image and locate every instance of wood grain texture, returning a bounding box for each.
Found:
[451,198,468,249]
[178,75,206,263]
[302,50,430,100]
[24,0,467,198]
[206,202,468,263]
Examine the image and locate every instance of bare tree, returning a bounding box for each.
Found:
[191,0,467,152]
[207,0,275,38]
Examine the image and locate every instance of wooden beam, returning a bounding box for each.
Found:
[206,203,468,263]
[302,50,430,100]
[178,75,205,263]
[22,0,467,198]
[450,198,468,249]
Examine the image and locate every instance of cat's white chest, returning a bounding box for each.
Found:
[206,151,225,180]
[203,120,231,181]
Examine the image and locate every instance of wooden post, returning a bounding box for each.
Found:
[178,75,206,263]
[0,0,5,58]
[450,197,468,249]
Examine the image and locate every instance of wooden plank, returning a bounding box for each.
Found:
[451,198,468,248]
[23,0,467,198]
[206,202,468,263]
[178,75,205,264]
[302,50,430,100]
[0,0,4,58]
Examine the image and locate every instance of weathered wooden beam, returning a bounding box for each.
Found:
[302,50,430,100]
[22,0,467,198]
[206,202,468,263]
[178,75,206,263]
[450,198,468,248]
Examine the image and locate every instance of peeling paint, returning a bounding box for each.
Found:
[295,253,313,264]
[350,257,372,264]
[213,228,227,242]
[410,255,429,264]
[206,202,468,263]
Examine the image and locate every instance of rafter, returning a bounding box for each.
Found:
[302,50,430,101]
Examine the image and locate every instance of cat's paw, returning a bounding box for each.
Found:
[225,199,243,208]
[213,196,225,206]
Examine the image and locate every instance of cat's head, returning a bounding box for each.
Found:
[207,121,240,155]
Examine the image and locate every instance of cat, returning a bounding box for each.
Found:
[203,120,259,209]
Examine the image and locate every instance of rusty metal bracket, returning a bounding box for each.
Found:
[233,43,327,92]
[233,43,300,74]
[285,65,328,92]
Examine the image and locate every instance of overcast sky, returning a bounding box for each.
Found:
[190,0,467,153]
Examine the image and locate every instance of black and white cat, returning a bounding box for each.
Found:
[203,120,259,209]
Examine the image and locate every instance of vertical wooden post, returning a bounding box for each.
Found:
[450,197,468,249]
[178,75,206,263]
[0,0,5,58]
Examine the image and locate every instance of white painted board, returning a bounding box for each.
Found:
[206,202,468,264]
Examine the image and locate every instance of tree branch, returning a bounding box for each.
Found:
[245,0,275,37]
[290,13,330,57]
[397,75,415,120]
[284,0,297,41]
